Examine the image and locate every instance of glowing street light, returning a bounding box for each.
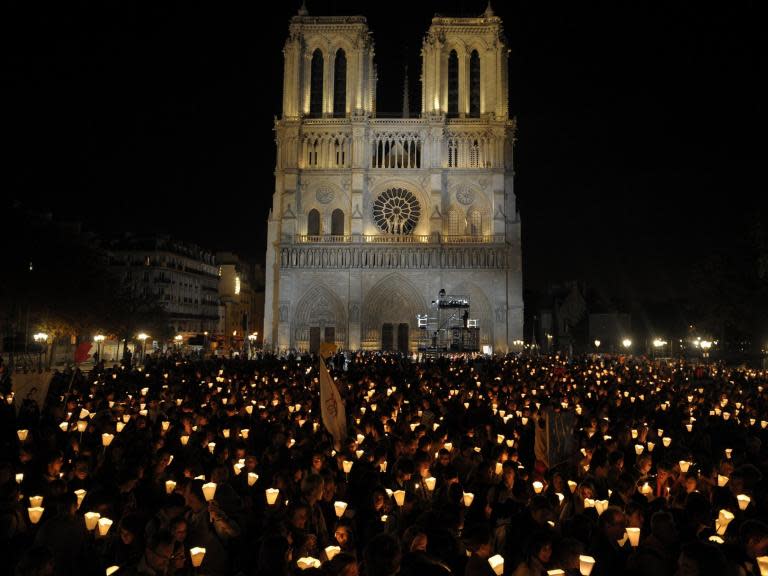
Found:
[33,332,48,371]
[622,338,632,349]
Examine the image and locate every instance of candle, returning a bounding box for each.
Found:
[533,481,544,494]
[190,547,206,568]
[679,460,691,473]
[647,442,655,452]
[202,482,217,502]
[102,433,114,447]
[77,421,88,432]
[463,492,474,507]
[84,511,101,531]
[424,476,436,491]
[207,442,216,454]
[717,475,729,487]
[379,460,388,473]
[180,435,189,446]
[59,422,69,432]
[556,492,565,505]
[756,556,768,576]
[717,509,735,535]
[265,488,280,505]
[334,501,348,518]
[568,480,577,493]
[98,517,113,536]
[579,555,596,576]
[738,494,751,511]
[325,546,341,561]
[74,489,86,509]
[106,566,120,576]
[626,527,641,547]
[116,422,125,433]
[725,448,733,459]
[296,557,321,570]
[663,437,672,447]
[165,480,176,494]
[488,554,504,575]
[343,460,353,474]
[17,429,28,442]
[394,490,406,507]
[29,495,43,508]
[248,472,259,487]
[634,444,644,455]
[28,507,44,524]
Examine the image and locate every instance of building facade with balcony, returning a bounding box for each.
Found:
[109,235,221,337]
[264,6,523,353]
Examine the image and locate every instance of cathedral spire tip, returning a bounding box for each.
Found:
[298,0,308,16]
[484,1,495,18]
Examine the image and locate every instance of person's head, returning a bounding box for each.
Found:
[402,526,428,552]
[288,502,310,530]
[363,533,401,576]
[324,553,359,576]
[334,520,354,548]
[599,506,626,541]
[677,541,728,576]
[144,529,175,574]
[15,545,54,576]
[301,473,324,503]
[740,520,768,560]
[636,454,652,475]
[463,523,492,559]
[118,514,144,546]
[649,511,677,547]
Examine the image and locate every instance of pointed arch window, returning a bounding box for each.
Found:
[307,209,321,236]
[331,209,344,236]
[309,49,323,118]
[447,50,459,118]
[468,209,482,236]
[333,49,347,118]
[469,50,481,117]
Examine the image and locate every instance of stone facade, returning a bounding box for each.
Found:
[265,6,523,353]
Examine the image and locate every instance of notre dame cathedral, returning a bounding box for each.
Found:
[264,4,523,353]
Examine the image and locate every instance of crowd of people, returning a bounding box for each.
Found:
[1,351,768,576]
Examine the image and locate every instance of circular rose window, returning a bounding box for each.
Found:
[372,188,421,234]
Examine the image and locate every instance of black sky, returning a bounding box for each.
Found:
[6,0,758,301]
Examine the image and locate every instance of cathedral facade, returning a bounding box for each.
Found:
[264,6,523,353]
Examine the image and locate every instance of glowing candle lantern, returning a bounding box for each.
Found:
[556,492,565,505]
[356,434,365,444]
[29,495,43,507]
[662,437,672,447]
[190,547,206,568]
[634,444,644,455]
[165,480,176,494]
[583,498,595,509]
[381,514,388,523]
[265,488,280,505]
[84,511,101,531]
[488,554,504,575]
[738,494,751,510]
[59,422,69,432]
[626,527,641,547]
[342,460,353,474]
[102,433,114,447]
[77,421,88,432]
[356,449,364,459]
[631,429,638,439]
[685,423,693,432]
[116,422,125,433]
[98,517,113,536]
[533,481,544,494]
[296,557,321,570]
[161,421,170,431]
[74,489,86,509]
[497,434,505,445]
[647,442,655,452]
[325,546,341,561]
[444,442,453,452]
[202,482,217,502]
[248,473,258,487]
[106,566,120,575]
[334,501,348,518]
[756,556,768,576]
[717,475,729,487]
[462,492,474,507]
[180,435,189,446]
[579,555,596,575]
[495,462,503,475]
[28,507,44,524]
[717,509,734,535]
[725,448,733,459]
[679,460,691,473]
[568,480,577,493]
[641,482,652,496]
[222,429,230,439]
[379,461,388,473]
[17,429,28,442]
[595,500,609,515]
[394,490,406,507]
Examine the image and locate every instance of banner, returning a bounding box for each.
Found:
[11,372,52,415]
[534,407,576,470]
[319,345,346,449]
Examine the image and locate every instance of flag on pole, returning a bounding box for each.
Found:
[318,343,346,449]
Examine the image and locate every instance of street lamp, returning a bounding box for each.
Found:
[94,335,105,363]
[622,338,632,351]
[174,334,183,352]
[700,339,712,362]
[137,333,149,364]
[652,338,667,358]
[33,333,48,371]
[594,340,601,354]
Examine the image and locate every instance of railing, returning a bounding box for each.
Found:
[292,234,505,244]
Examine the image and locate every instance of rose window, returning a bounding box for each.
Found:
[372,188,421,234]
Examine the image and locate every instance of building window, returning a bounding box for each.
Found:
[310,49,323,118]
[333,49,346,118]
[372,188,421,235]
[447,50,459,118]
[331,209,345,236]
[468,209,482,236]
[469,50,481,117]
[307,209,321,236]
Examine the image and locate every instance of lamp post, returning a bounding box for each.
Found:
[33,333,48,371]
[174,334,183,352]
[652,338,667,359]
[137,333,149,364]
[622,338,632,354]
[94,335,105,363]
[700,340,712,363]
[594,340,601,355]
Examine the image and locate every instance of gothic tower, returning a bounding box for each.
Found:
[264,5,523,353]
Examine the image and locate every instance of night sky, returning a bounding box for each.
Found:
[6,1,758,302]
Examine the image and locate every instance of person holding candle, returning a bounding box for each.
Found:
[588,506,629,576]
[462,523,496,576]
